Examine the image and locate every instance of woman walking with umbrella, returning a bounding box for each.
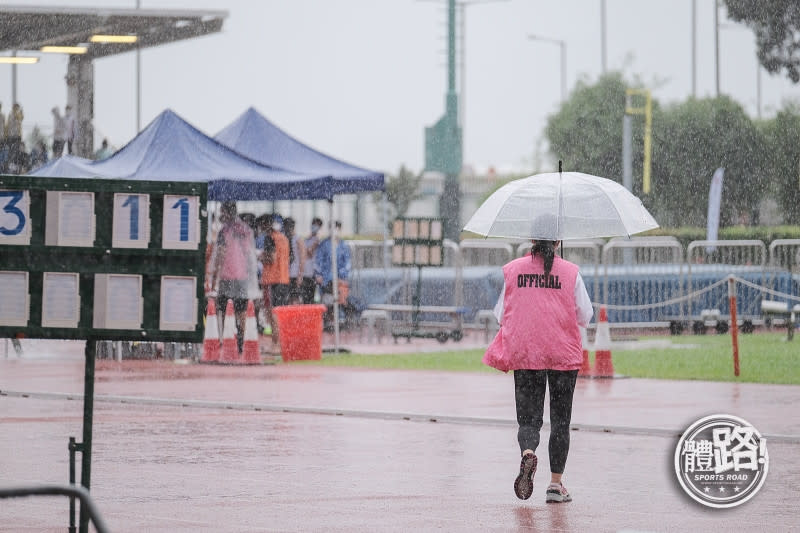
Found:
[464,165,658,503]
[485,234,593,502]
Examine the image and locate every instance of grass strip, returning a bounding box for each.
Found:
[297,332,800,385]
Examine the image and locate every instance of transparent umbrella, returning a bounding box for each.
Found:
[463,171,658,240]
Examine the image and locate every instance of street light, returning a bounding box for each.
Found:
[719,21,762,118]
[714,0,720,96]
[457,0,509,131]
[600,0,607,73]
[691,0,696,97]
[136,0,142,133]
[528,34,566,101]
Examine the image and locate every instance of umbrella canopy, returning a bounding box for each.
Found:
[463,171,658,240]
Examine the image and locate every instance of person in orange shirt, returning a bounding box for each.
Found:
[260,214,290,346]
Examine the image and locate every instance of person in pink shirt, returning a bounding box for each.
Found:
[210,202,257,351]
[484,239,593,504]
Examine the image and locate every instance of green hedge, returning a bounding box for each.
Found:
[371,226,800,250]
[640,226,800,250]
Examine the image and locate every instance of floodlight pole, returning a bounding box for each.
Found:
[422,0,462,242]
[757,65,762,119]
[441,0,460,242]
[420,0,506,241]
[600,0,607,73]
[714,0,720,96]
[528,35,567,102]
[136,0,141,133]
[455,0,509,134]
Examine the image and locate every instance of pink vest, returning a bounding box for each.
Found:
[219,222,251,281]
[483,254,582,372]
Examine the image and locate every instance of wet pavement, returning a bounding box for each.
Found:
[1,337,798,532]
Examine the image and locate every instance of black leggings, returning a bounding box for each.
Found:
[513,369,578,474]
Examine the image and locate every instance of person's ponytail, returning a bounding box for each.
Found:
[531,240,556,277]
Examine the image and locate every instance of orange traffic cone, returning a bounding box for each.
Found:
[220,299,241,364]
[593,305,615,378]
[200,299,221,363]
[241,300,261,365]
[578,326,592,377]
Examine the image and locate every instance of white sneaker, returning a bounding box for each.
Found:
[545,482,572,503]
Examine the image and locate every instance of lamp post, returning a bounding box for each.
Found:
[691,0,696,97]
[757,64,762,119]
[719,21,762,118]
[600,0,607,73]
[714,0,720,96]
[456,0,509,133]
[528,35,566,102]
[136,0,141,133]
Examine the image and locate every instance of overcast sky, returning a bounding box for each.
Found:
[2,0,798,176]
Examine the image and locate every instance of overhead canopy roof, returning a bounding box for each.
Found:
[0,4,227,59]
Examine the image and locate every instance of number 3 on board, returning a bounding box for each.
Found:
[0,190,32,245]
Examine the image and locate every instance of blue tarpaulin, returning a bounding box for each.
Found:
[215,107,384,197]
[29,109,346,201]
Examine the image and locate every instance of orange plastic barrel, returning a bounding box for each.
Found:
[271,304,327,361]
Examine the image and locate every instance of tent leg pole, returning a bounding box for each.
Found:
[382,192,389,299]
[329,199,340,353]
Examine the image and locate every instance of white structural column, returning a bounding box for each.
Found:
[67,55,95,158]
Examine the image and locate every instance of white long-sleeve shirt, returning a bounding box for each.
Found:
[493,271,593,327]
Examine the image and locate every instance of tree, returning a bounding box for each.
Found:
[724,0,800,82]
[651,96,768,227]
[546,73,637,184]
[760,103,800,223]
[374,165,422,224]
[545,73,769,227]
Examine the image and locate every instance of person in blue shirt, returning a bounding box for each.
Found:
[94,138,114,160]
[314,221,351,327]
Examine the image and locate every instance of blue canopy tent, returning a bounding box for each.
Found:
[31,108,386,351]
[30,109,329,201]
[214,107,384,197]
[215,107,387,350]
[28,154,107,178]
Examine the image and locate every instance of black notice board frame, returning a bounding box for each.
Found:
[0,174,208,343]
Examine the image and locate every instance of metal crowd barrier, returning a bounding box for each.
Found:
[338,237,800,331]
[601,236,685,323]
[0,484,111,533]
[686,240,768,320]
